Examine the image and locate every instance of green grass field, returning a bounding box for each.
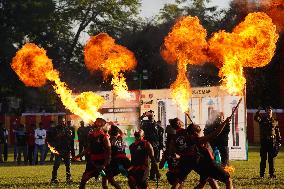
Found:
[1,148,284,189]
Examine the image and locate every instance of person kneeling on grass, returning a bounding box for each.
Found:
[170,114,233,189]
[74,118,111,189]
[128,129,161,189]
[102,124,130,189]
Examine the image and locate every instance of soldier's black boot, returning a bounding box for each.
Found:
[66,173,73,184]
[268,155,275,178]
[260,159,266,178]
[270,174,276,178]
[51,170,59,184]
[79,181,86,189]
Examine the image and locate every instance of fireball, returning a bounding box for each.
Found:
[12,44,105,122]
[208,12,278,95]
[161,16,208,112]
[11,43,53,87]
[84,33,137,99]
[46,70,104,122]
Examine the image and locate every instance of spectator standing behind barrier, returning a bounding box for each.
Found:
[3,124,8,162]
[49,116,73,184]
[27,124,36,165]
[33,122,47,165]
[204,111,231,166]
[140,110,164,181]
[46,121,56,162]
[12,122,19,162]
[77,121,87,161]
[254,106,282,178]
[0,122,5,163]
[15,124,28,165]
[67,121,76,158]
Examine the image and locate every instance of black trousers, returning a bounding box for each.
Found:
[3,143,8,161]
[70,141,75,158]
[217,145,229,166]
[78,141,86,160]
[52,154,71,180]
[27,145,36,165]
[149,146,160,179]
[260,140,275,176]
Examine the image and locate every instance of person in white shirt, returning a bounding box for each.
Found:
[33,122,47,165]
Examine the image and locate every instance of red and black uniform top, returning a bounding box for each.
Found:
[174,128,198,157]
[110,135,127,159]
[129,139,149,170]
[87,129,109,161]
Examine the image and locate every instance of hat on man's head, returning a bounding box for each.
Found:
[148,110,154,113]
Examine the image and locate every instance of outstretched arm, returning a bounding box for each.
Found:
[196,117,231,144]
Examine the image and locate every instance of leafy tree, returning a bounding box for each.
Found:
[0,0,141,113]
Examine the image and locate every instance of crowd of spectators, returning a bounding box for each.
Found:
[0,119,92,165]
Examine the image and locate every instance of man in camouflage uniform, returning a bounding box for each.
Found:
[49,116,73,184]
[254,106,281,178]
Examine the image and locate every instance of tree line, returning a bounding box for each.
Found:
[0,0,282,114]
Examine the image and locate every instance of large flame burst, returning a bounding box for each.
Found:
[11,43,53,87]
[161,16,208,112]
[84,33,137,99]
[209,12,279,95]
[262,0,284,32]
[240,0,284,32]
[46,71,104,122]
[11,43,104,122]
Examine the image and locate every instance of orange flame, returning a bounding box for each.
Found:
[11,43,53,87]
[11,44,105,122]
[47,143,59,155]
[224,165,235,173]
[208,12,279,95]
[161,16,208,112]
[262,0,284,32]
[84,33,137,99]
[170,62,192,112]
[46,70,104,122]
[236,0,284,32]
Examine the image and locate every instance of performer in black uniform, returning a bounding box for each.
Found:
[128,129,160,189]
[49,116,73,184]
[102,125,131,189]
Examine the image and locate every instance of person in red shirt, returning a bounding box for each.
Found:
[128,129,160,189]
[76,118,111,189]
